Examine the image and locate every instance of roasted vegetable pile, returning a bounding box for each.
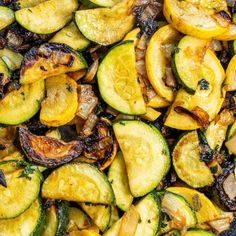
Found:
[0,0,236,235]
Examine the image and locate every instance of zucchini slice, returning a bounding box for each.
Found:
[42,205,58,236]
[0,57,11,85]
[147,95,170,109]
[80,203,111,232]
[167,187,219,224]
[172,131,214,188]
[40,74,78,127]
[15,0,78,34]
[161,191,197,228]
[0,48,23,71]
[20,43,87,84]
[98,41,146,115]
[79,0,118,8]
[50,22,90,51]
[42,163,114,204]
[227,120,236,140]
[15,0,48,9]
[173,36,210,93]
[146,25,181,102]
[0,80,45,125]
[109,206,119,227]
[0,6,15,31]
[56,201,69,236]
[134,191,161,236]
[165,50,225,130]
[108,152,133,211]
[0,199,45,236]
[224,55,236,92]
[185,228,215,236]
[0,162,42,219]
[67,207,91,231]
[113,120,170,197]
[103,219,121,236]
[214,24,236,41]
[163,0,229,39]
[75,0,135,45]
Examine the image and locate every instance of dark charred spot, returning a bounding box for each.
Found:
[198,79,209,90]
[216,49,230,69]
[0,170,7,188]
[217,10,233,23]
[40,66,47,71]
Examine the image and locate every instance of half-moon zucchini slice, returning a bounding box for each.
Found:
[20,43,87,84]
[15,0,78,34]
[75,0,135,45]
[0,6,15,31]
[42,163,114,204]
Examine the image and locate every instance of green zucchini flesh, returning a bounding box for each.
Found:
[185,228,215,235]
[42,205,58,236]
[20,43,87,84]
[80,203,111,232]
[134,191,161,236]
[98,41,146,115]
[0,6,15,30]
[15,0,48,9]
[172,131,214,188]
[0,199,45,236]
[55,201,69,236]
[173,35,210,93]
[67,207,91,231]
[0,58,11,85]
[42,163,114,204]
[0,48,23,71]
[227,120,236,140]
[50,22,90,51]
[0,162,42,219]
[108,151,133,211]
[15,0,78,34]
[75,0,135,45]
[0,80,45,125]
[161,191,197,228]
[113,120,170,197]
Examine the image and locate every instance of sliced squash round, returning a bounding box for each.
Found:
[146,24,181,102]
[20,43,87,84]
[163,0,229,39]
[167,187,219,224]
[15,0,78,34]
[172,131,214,188]
[224,55,236,92]
[214,24,236,41]
[75,0,135,45]
[0,80,45,125]
[42,205,58,236]
[80,203,111,232]
[42,163,114,204]
[98,41,146,115]
[0,199,45,236]
[0,6,15,31]
[173,36,210,93]
[108,152,133,211]
[40,74,78,127]
[161,191,197,228]
[165,50,225,130]
[113,120,170,197]
[0,162,42,219]
[50,22,90,51]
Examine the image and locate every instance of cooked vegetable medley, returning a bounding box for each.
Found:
[1,0,236,235]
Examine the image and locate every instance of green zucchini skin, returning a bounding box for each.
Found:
[31,198,46,236]
[186,228,215,235]
[55,201,69,236]
[228,40,236,58]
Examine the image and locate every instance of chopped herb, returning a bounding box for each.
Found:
[66,83,73,93]
[28,9,32,12]
[17,161,37,180]
[36,99,41,107]
[215,144,220,152]
[162,149,167,155]
[110,179,113,184]
[119,121,126,126]
[161,222,168,228]
[192,194,202,212]
[148,219,151,223]
[198,79,209,90]
[0,169,7,188]
[138,218,142,223]
[94,103,103,116]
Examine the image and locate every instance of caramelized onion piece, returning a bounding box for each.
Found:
[18,127,84,167]
[174,106,209,128]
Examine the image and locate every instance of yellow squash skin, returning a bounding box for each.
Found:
[146,25,181,102]
[224,55,236,92]
[163,0,229,39]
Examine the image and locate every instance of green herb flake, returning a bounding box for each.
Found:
[174,46,181,54]
[66,83,73,93]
